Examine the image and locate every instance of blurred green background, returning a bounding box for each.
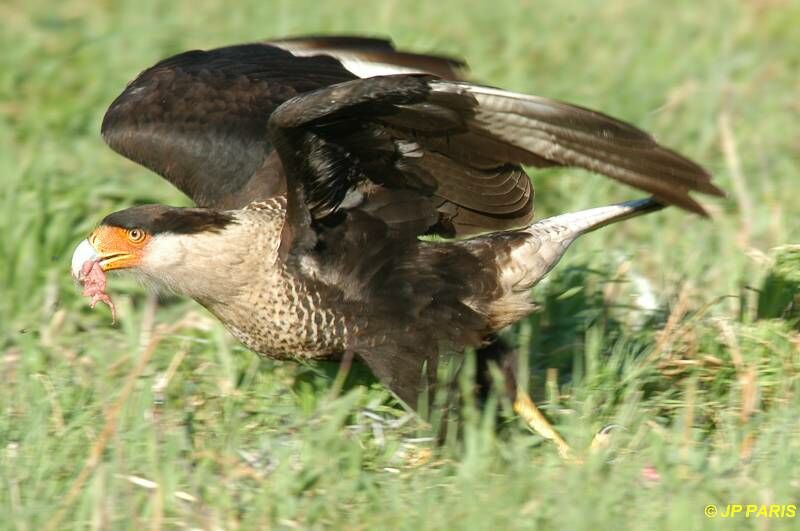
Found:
[1,0,799,529]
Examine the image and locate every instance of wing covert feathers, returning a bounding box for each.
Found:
[270,74,721,252]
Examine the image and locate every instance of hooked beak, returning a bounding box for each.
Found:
[71,227,144,279]
[71,239,98,279]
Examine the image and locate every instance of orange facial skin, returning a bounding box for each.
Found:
[89,225,150,271]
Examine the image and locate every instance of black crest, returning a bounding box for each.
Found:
[102,205,234,235]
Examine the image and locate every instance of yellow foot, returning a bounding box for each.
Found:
[514,391,623,462]
[513,390,573,460]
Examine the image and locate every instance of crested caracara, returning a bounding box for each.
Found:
[71,36,723,457]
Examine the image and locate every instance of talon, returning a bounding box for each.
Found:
[589,424,623,453]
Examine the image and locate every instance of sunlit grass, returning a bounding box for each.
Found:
[1,0,799,529]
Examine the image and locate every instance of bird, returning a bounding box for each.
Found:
[70,36,723,457]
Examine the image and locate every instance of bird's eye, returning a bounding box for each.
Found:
[127,228,146,243]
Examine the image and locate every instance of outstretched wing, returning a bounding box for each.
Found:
[101,38,467,209]
[268,74,723,251]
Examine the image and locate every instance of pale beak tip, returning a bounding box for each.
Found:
[71,239,98,279]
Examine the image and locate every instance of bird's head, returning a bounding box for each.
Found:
[70,205,251,302]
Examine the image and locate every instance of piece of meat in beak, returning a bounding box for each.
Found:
[71,239,116,323]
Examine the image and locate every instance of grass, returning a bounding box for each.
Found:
[1,0,799,529]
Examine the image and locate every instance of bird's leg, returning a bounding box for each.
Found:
[476,336,573,459]
[513,389,572,459]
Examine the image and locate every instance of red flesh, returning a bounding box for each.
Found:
[78,260,116,323]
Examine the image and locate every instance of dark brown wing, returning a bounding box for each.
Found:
[101,39,467,209]
[268,74,723,250]
[101,43,355,209]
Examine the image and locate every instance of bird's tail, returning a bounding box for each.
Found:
[512,197,664,290]
[528,197,665,240]
[477,197,664,329]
